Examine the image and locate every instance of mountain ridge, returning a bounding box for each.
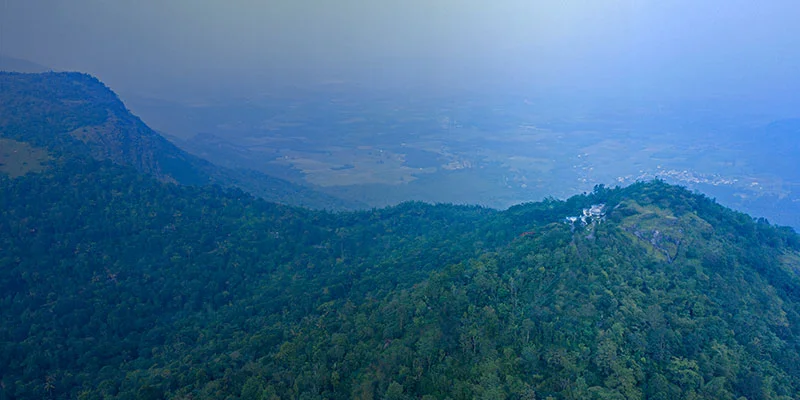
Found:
[0,55,51,73]
[2,151,800,398]
[2,72,800,399]
[0,71,363,209]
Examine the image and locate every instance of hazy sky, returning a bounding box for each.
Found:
[2,0,800,103]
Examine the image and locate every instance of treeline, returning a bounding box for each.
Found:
[2,156,800,399]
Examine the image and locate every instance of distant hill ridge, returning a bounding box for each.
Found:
[2,160,800,398]
[0,54,51,73]
[0,71,363,209]
[3,71,800,400]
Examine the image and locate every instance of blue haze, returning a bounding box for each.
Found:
[2,0,800,227]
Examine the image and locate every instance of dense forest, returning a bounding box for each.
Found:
[3,72,800,399]
[2,154,800,399]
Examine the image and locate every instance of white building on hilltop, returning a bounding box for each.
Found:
[566,204,606,229]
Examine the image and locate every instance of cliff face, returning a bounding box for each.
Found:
[0,72,210,184]
[0,72,363,209]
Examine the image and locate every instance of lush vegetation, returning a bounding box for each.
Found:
[0,138,50,178]
[2,150,800,399]
[3,72,800,399]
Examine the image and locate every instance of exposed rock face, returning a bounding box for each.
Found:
[0,72,363,209]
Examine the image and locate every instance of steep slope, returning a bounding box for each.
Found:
[1,150,799,399]
[0,71,362,209]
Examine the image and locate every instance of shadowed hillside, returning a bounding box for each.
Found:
[0,72,363,209]
[1,151,799,399]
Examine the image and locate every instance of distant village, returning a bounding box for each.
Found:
[615,168,737,187]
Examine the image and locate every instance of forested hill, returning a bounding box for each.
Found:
[0,71,362,210]
[2,144,800,399]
